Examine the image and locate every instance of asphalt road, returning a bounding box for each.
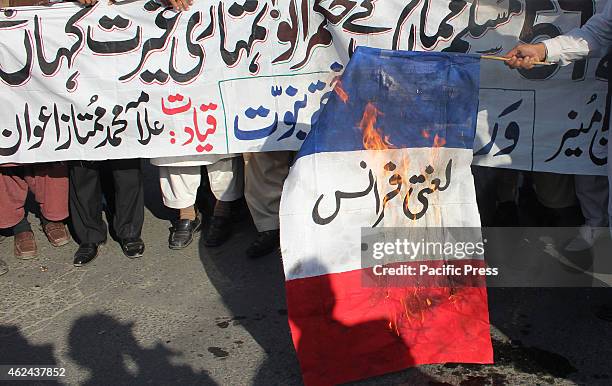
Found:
[0,163,611,386]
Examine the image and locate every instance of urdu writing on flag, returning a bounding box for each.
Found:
[280,47,493,386]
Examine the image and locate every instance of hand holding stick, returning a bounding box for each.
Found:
[501,43,554,69]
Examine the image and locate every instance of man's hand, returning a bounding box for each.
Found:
[168,0,192,11]
[504,43,547,70]
[76,0,98,5]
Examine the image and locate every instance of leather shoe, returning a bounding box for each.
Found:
[43,222,70,247]
[14,231,38,260]
[74,243,102,266]
[169,217,201,250]
[204,216,232,247]
[246,230,280,258]
[121,238,145,259]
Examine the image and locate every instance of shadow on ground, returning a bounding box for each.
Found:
[197,216,304,385]
[0,314,216,386]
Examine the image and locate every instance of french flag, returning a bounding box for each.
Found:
[280,47,493,385]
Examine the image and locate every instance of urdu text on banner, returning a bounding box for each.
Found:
[0,0,608,175]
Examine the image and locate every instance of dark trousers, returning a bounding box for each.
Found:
[69,159,144,244]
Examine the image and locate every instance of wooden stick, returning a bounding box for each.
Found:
[481,55,554,66]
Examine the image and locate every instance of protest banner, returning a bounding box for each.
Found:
[0,0,608,175]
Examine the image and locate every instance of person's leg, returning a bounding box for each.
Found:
[575,175,609,227]
[26,163,70,247]
[208,157,244,203]
[472,166,520,226]
[607,65,611,236]
[110,159,145,258]
[594,142,612,321]
[531,172,580,227]
[243,151,292,257]
[471,166,498,226]
[597,138,612,321]
[0,167,29,230]
[0,166,37,258]
[159,165,202,250]
[70,161,106,265]
[70,162,106,243]
[494,168,520,227]
[204,157,244,247]
[595,60,612,322]
[608,138,612,235]
[565,175,610,251]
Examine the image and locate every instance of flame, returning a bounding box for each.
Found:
[360,107,453,331]
[386,289,447,335]
[360,102,393,151]
[388,302,402,336]
[429,133,447,224]
[360,102,401,228]
[429,133,446,168]
[334,80,349,104]
[433,133,446,148]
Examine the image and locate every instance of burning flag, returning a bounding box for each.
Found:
[280,47,492,385]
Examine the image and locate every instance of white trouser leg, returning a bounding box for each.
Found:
[159,166,201,209]
[206,157,244,202]
[575,175,609,227]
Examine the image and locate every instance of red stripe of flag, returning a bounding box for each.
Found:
[286,260,493,386]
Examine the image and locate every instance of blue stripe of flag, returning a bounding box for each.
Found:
[297,47,481,160]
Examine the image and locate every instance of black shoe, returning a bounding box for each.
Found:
[121,238,145,259]
[246,230,280,258]
[204,216,232,247]
[169,217,201,250]
[74,243,102,266]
